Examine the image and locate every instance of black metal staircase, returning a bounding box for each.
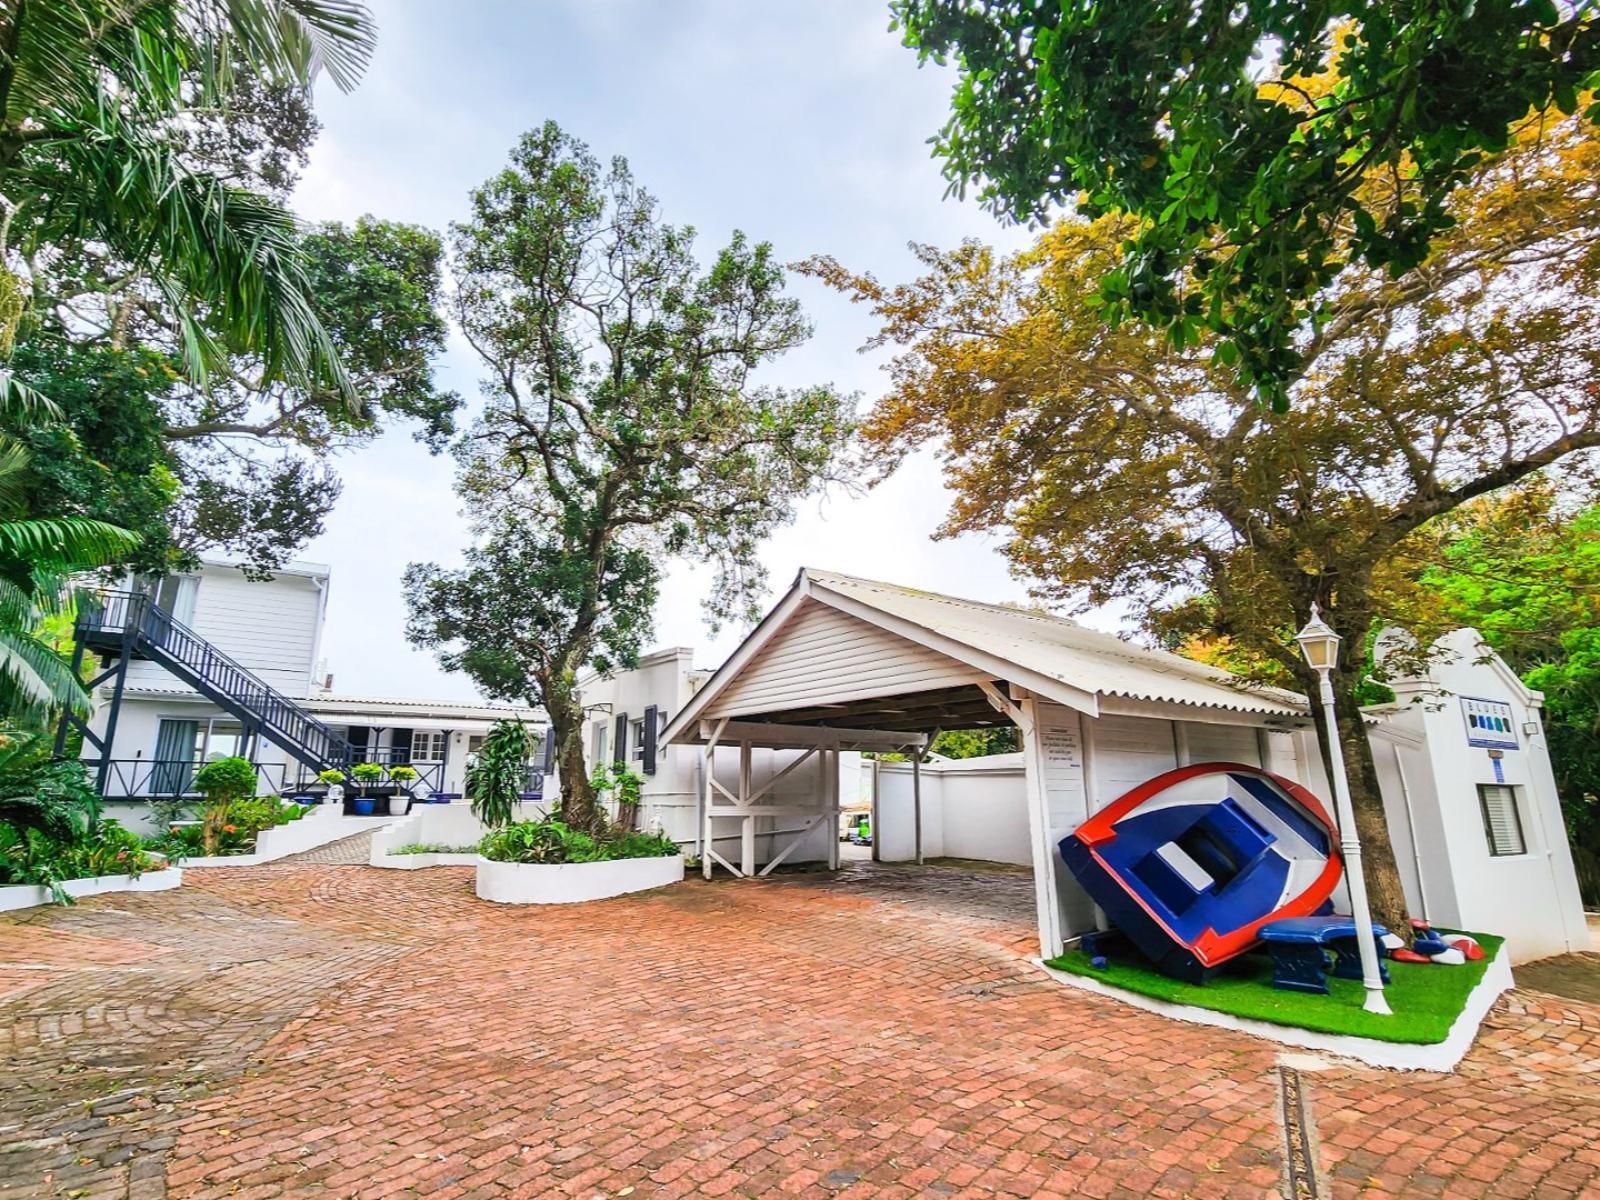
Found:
[66,590,358,785]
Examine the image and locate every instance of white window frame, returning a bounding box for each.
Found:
[1477,783,1528,857]
[630,718,646,761]
[410,731,447,762]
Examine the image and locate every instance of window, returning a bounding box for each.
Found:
[467,735,485,757]
[1479,784,1527,857]
[630,718,645,760]
[591,722,608,767]
[410,731,447,761]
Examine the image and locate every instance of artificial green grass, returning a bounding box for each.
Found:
[1044,930,1504,1045]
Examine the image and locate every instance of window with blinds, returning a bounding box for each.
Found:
[1478,784,1527,857]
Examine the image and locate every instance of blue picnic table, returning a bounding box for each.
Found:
[1258,916,1391,995]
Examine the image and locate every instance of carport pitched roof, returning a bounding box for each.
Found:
[666,568,1306,743]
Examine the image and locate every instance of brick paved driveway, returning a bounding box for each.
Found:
[2,861,1599,1200]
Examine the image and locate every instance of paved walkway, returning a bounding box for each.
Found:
[1,862,1598,1199]
[276,830,378,865]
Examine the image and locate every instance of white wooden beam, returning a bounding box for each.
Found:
[759,813,828,877]
[695,720,925,751]
[745,744,818,806]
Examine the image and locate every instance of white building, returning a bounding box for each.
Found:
[68,557,541,831]
[574,646,859,867]
[666,569,1588,964]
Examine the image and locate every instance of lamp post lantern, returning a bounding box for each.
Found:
[1295,603,1392,1016]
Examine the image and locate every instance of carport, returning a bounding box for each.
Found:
[663,568,1312,958]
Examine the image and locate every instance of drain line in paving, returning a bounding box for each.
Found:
[1277,1064,1323,1198]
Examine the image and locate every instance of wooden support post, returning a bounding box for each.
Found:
[912,746,924,866]
[870,756,881,863]
[739,739,754,877]
[702,729,719,881]
[827,742,840,871]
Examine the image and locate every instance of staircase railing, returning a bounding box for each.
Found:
[78,590,358,772]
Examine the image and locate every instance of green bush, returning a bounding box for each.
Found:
[142,797,304,861]
[391,842,477,855]
[193,756,260,856]
[478,818,678,865]
[0,731,100,841]
[0,819,165,904]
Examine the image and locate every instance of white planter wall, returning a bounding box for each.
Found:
[369,802,544,867]
[475,854,684,904]
[0,867,183,912]
[181,807,392,867]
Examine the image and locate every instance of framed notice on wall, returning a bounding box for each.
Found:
[1461,696,1518,750]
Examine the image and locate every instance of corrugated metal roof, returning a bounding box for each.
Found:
[805,570,1306,718]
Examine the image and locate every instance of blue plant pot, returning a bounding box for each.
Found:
[352,798,375,816]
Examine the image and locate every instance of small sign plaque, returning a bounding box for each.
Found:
[1461,696,1518,750]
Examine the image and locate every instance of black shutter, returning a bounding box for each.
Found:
[541,726,556,774]
[613,713,628,768]
[642,705,659,775]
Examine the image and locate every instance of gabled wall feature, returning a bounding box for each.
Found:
[705,599,982,720]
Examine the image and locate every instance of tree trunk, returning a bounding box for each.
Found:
[1307,672,1415,941]
[541,673,602,833]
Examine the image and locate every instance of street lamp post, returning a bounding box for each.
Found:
[1295,603,1392,1016]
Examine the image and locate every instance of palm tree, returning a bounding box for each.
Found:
[0,1,377,399]
[0,434,137,725]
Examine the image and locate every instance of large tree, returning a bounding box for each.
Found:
[405,123,852,832]
[805,104,1600,936]
[1,9,460,575]
[892,0,1599,405]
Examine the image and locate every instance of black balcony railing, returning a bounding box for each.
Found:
[89,758,292,801]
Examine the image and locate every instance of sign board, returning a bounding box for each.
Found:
[1461,696,1518,750]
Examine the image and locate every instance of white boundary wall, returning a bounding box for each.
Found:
[369,802,545,867]
[877,753,1030,865]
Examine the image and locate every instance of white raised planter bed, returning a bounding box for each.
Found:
[0,867,183,912]
[182,807,393,867]
[475,853,684,905]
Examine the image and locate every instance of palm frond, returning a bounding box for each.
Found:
[220,0,377,93]
[0,628,90,723]
[0,517,140,569]
[0,372,62,427]
[39,111,354,402]
[0,575,34,630]
[0,438,31,514]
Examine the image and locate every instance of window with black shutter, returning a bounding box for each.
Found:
[642,705,658,775]
[613,712,628,769]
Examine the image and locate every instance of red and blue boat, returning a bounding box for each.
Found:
[1059,763,1342,983]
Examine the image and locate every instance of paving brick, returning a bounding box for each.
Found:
[1,861,1597,1198]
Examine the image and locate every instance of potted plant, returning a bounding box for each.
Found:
[349,762,384,815]
[191,757,259,856]
[386,765,418,816]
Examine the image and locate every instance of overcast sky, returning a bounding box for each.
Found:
[293,0,1113,701]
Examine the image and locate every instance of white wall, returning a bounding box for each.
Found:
[877,753,1030,865]
[121,562,324,696]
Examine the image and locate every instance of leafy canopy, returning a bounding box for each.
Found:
[893,1,1600,405]
[407,122,852,830]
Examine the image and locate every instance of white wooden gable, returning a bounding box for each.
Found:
[702,598,983,720]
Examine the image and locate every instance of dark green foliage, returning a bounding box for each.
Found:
[465,720,531,831]
[478,818,678,866]
[893,0,1600,404]
[0,731,99,841]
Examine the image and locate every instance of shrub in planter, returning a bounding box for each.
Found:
[387,764,418,815]
[467,720,530,830]
[479,819,678,865]
[193,757,259,856]
[1,819,163,904]
[349,762,384,814]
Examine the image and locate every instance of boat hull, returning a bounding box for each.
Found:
[1059,763,1341,983]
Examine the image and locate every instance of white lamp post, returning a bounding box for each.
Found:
[1295,603,1392,1016]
